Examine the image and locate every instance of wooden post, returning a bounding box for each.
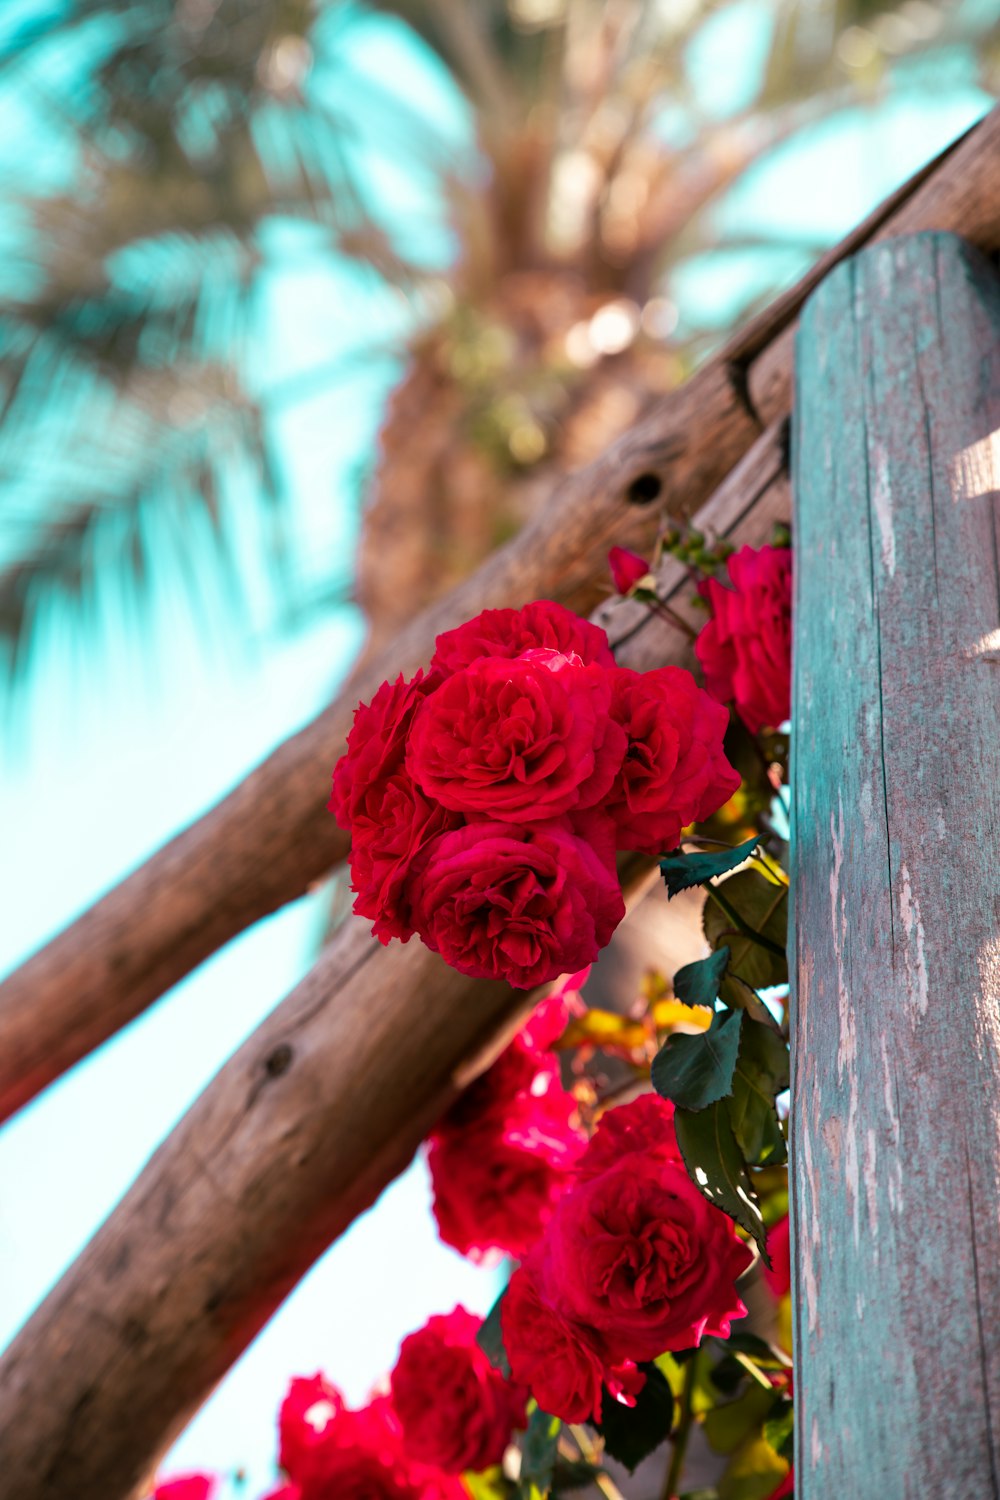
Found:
[791,232,1000,1498]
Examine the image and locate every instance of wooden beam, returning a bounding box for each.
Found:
[791,232,1000,1497]
[2,105,999,1123]
[0,916,524,1500]
[0,447,793,1500]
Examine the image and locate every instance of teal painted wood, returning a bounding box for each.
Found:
[791,232,1000,1499]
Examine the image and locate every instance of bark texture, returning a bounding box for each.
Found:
[791,232,1000,1498]
[1,106,998,1122]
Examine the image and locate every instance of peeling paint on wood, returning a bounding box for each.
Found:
[791,232,1000,1499]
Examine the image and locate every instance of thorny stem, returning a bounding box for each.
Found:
[661,1356,697,1500]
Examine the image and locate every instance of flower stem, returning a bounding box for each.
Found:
[567,1425,627,1500]
[649,598,699,642]
[661,1356,697,1500]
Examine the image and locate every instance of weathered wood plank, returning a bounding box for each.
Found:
[791,231,1000,1499]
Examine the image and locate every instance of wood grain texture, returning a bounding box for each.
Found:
[0,850,670,1500]
[2,104,998,1122]
[0,916,520,1500]
[791,232,1000,1499]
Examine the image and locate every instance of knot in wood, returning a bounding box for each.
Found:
[265,1043,293,1078]
[625,471,662,505]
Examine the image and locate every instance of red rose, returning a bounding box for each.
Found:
[279,1387,463,1500]
[391,1306,527,1472]
[431,599,615,675]
[575,1091,682,1183]
[501,1261,608,1424]
[349,774,461,943]
[542,1151,753,1363]
[606,666,740,854]
[762,1213,791,1300]
[409,820,624,988]
[519,965,590,1050]
[329,669,441,832]
[407,654,623,821]
[608,546,651,595]
[442,1032,554,1130]
[278,1374,346,1490]
[428,1043,586,1262]
[695,544,792,734]
[260,1488,300,1500]
[153,1478,216,1500]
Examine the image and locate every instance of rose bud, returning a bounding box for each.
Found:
[608,546,653,595]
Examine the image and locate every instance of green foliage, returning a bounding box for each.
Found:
[518,1408,561,1499]
[464,1470,510,1500]
[674,1101,767,1260]
[652,1003,742,1111]
[718,1436,789,1500]
[703,872,788,998]
[477,1291,510,1378]
[703,1383,778,1456]
[673,946,732,1009]
[764,1400,795,1461]
[593,1363,675,1473]
[729,1018,789,1167]
[659,838,760,898]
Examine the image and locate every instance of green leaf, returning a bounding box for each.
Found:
[728,1018,790,1167]
[763,1400,794,1461]
[518,1408,561,1499]
[673,946,732,1008]
[652,1005,743,1111]
[674,1102,767,1261]
[703,1382,778,1455]
[593,1363,675,1473]
[477,1291,511,1378]
[464,1470,509,1500]
[660,838,760,897]
[703,872,788,994]
[718,1435,790,1500]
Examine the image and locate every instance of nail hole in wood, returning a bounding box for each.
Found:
[626,472,662,505]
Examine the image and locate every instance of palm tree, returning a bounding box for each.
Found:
[0,0,996,683]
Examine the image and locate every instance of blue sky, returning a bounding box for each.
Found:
[0,4,993,1494]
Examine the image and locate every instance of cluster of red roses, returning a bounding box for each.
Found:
[330,600,739,988]
[184,1312,526,1500]
[426,970,588,1261]
[267,1328,523,1500]
[154,1111,755,1500]
[153,546,795,1500]
[501,1092,754,1423]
